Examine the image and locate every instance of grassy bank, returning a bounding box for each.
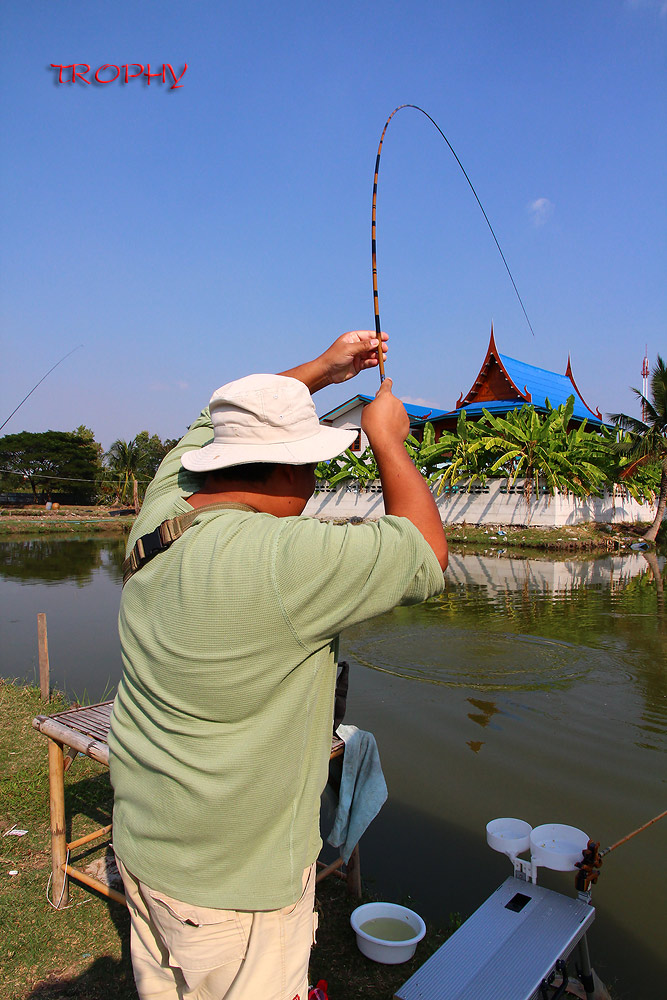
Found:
[440,520,660,553]
[0,506,134,536]
[0,680,459,1000]
[0,681,131,1000]
[334,518,659,554]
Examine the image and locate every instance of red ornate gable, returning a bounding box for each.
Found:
[455,326,531,408]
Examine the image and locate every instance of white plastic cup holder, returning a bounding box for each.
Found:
[486,817,532,859]
[529,823,589,871]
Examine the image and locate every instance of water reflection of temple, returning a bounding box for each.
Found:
[445,551,663,592]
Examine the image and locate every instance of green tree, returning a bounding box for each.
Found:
[0,430,101,501]
[134,431,174,479]
[104,432,179,509]
[610,355,667,543]
[73,424,104,460]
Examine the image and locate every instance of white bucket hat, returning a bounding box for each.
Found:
[181,374,358,473]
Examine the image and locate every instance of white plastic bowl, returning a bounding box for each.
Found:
[530,823,589,871]
[486,817,532,858]
[350,902,426,964]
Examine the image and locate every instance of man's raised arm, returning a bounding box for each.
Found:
[362,379,448,571]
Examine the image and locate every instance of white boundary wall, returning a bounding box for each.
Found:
[303,479,657,526]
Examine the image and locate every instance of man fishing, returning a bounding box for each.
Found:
[109,329,447,1000]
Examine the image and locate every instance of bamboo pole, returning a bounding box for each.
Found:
[37,613,49,701]
[315,857,345,882]
[32,716,109,766]
[345,844,362,898]
[47,738,69,908]
[63,864,127,906]
[67,824,113,851]
[315,865,346,882]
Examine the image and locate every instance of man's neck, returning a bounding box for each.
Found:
[186,485,306,519]
[187,465,313,518]
[187,486,264,512]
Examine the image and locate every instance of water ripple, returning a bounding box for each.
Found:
[348,626,610,691]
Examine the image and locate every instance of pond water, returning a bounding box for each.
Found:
[1,536,665,999]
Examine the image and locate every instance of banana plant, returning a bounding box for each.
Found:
[315,447,378,487]
[315,396,661,509]
[434,411,488,493]
[405,421,458,486]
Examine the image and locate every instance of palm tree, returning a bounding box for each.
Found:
[609,355,667,543]
[105,438,147,512]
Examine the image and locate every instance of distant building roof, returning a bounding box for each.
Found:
[319,394,447,424]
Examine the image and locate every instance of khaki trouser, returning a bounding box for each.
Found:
[116,858,317,1000]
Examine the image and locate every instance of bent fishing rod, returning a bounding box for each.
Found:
[371,105,535,383]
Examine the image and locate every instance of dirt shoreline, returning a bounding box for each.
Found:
[1,504,658,551]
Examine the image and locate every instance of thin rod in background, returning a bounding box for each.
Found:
[372,104,536,383]
[0,345,83,433]
[600,808,667,858]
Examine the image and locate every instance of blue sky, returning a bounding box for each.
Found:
[1,0,665,448]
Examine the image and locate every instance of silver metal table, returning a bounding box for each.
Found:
[395,876,595,1000]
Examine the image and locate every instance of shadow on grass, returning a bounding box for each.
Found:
[26,896,136,1000]
[25,768,136,1000]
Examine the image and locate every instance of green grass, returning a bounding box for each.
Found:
[0,521,133,537]
[0,506,135,537]
[0,680,460,1000]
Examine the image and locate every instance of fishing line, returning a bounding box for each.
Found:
[372,105,535,383]
[0,469,154,484]
[0,345,84,433]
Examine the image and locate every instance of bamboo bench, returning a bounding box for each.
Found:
[33,700,360,909]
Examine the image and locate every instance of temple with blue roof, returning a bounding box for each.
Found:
[423,326,603,435]
[319,327,604,449]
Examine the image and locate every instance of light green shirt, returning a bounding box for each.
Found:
[109,409,444,910]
